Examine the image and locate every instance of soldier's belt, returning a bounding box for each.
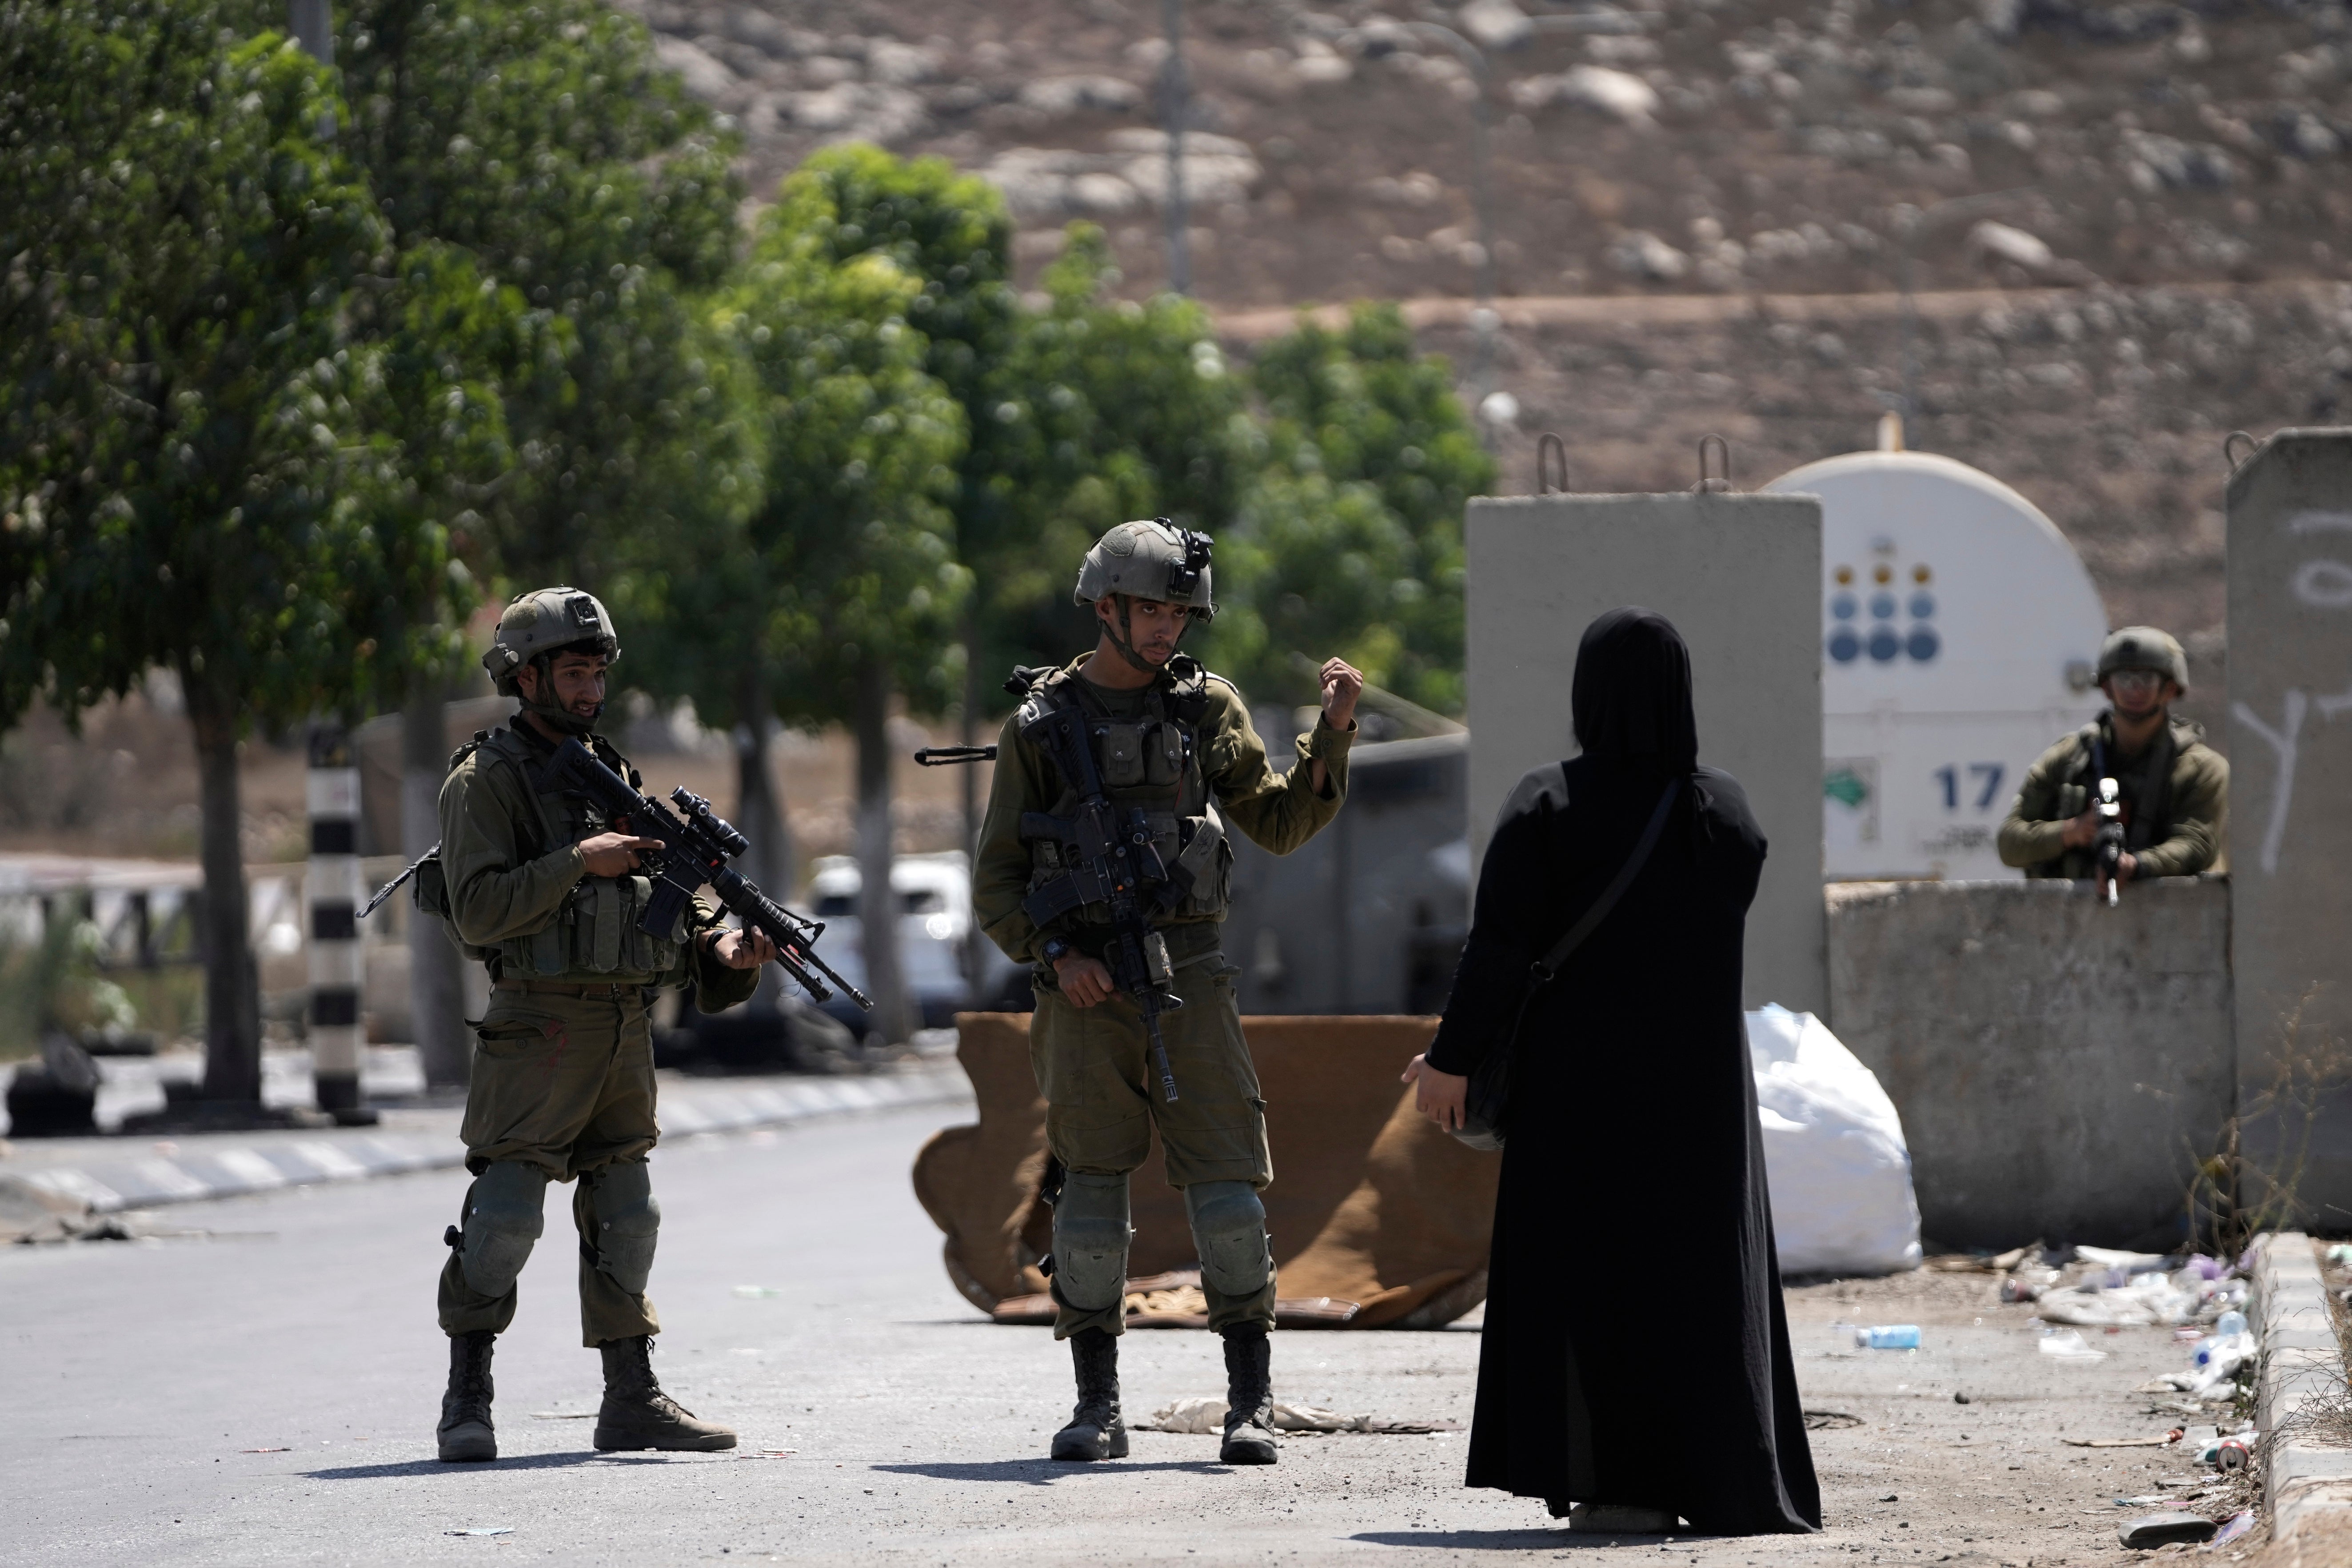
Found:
[492,978,652,1002]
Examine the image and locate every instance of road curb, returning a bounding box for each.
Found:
[0,1065,973,1221]
[2253,1231,2352,1545]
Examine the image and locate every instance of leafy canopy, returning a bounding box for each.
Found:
[0,0,463,726]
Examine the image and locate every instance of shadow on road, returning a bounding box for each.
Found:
[872,1459,1234,1485]
[1349,1530,1617,1552]
[299,1453,679,1480]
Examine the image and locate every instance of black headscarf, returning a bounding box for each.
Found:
[1571,607,1699,774]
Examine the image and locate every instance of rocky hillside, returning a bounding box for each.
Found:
[608,0,2352,722]
[622,0,2351,304]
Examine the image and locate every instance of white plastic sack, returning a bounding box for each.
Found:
[1745,1004,1923,1278]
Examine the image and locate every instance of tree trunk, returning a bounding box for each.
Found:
[853,655,913,1045]
[186,668,262,1104]
[733,674,795,1017]
[403,677,470,1089]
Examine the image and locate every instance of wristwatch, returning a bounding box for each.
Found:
[1039,935,1075,968]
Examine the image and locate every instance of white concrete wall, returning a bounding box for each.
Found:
[1465,492,1826,1015]
[2227,428,2352,1217]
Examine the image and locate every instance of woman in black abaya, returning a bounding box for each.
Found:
[1403,608,1820,1536]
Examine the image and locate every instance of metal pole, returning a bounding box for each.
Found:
[1160,0,1190,295]
[307,725,376,1125]
[289,0,335,139]
[1409,25,1497,394]
[288,0,332,61]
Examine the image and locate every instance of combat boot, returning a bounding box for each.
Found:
[1050,1328,1128,1461]
[592,1335,737,1452]
[437,1330,497,1463]
[1219,1324,1278,1465]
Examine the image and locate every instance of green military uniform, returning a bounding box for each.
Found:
[435,717,757,1346]
[427,585,751,1466]
[974,652,1352,1335]
[1995,713,2228,879]
[1996,626,2228,881]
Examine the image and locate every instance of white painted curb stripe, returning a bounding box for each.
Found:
[2,1067,972,1217]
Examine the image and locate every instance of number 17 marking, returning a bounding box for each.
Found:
[1933,762,2007,811]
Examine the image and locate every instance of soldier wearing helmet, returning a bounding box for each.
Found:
[1997,626,2229,889]
[427,587,776,1464]
[973,519,1365,1469]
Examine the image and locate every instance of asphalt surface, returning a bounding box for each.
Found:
[4,1102,2216,1567]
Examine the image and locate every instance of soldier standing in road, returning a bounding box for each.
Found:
[1997,625,2228,889]
[973,519,1363,1468]
[429,587,775,1463]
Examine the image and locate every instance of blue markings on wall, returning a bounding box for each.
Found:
[1829,564,1941,666]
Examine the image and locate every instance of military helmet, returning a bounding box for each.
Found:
[482,586,621,696]
[1073,519,1217,621]
[2096,626,2188,692]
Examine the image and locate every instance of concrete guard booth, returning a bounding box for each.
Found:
[2227,428,2352,1217]
[1463,489,1827,1015]
[1763,451,2107,880]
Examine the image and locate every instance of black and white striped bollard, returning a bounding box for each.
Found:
[307,725,376,1125]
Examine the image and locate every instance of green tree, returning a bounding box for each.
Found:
[313,0,746,588]
[687,175,969,1042]
[978,227,1251,678]
[0,1,464,1104]
[260,0,750,1083]
[1216,303,1493,714]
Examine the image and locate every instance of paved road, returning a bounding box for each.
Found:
[5,1103,2203,1566]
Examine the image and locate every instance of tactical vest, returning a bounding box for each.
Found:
[1016,659,1232,925]
[2048,717,2200,852]
[424,725,687,979]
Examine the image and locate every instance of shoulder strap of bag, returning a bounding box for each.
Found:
[1529,777,1681,984]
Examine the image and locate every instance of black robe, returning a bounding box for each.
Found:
[1426,754,1821,1535]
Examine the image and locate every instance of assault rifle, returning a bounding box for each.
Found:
[547,738,871,1009]
[2093,775,2126,908]
[1018,700,1184,1105]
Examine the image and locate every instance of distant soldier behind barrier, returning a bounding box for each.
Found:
[427,588,774,1463]
[1997,626,2228,891]
[973,519,1362,1468]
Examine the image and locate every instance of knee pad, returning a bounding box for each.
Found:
[460,1161,547,1297]
[1051,1170,1132,1313]
[586,1160,660,1297]
[1185,1180,1271,1298]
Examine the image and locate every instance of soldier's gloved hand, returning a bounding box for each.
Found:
[711,927,777,969]
[579,832,663,878]
[1318,657,1366,731]
[1053,953,1116,1008]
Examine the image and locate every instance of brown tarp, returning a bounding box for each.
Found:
[911,1013,1499,1329]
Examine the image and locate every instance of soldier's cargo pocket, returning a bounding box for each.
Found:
[475,1007,567,1061]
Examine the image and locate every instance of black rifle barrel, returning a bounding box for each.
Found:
[550,739,872,1009]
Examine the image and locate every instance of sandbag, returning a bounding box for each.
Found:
[912,1013,1498,1328]
[1746,1003,1922,1277]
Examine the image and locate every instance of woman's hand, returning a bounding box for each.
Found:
[1401,1053,1470,1132]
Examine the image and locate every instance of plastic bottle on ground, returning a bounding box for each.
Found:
[1855,1325,1921,1350]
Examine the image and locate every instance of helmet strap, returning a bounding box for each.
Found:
[1102,594,1187,676]
[1104,594,1155,674]
[520,653,603,736]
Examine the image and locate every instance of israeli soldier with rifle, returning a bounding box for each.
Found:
[971,520,1363,1466]
[419,588,780,1463]
[1996,626,2228,897]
